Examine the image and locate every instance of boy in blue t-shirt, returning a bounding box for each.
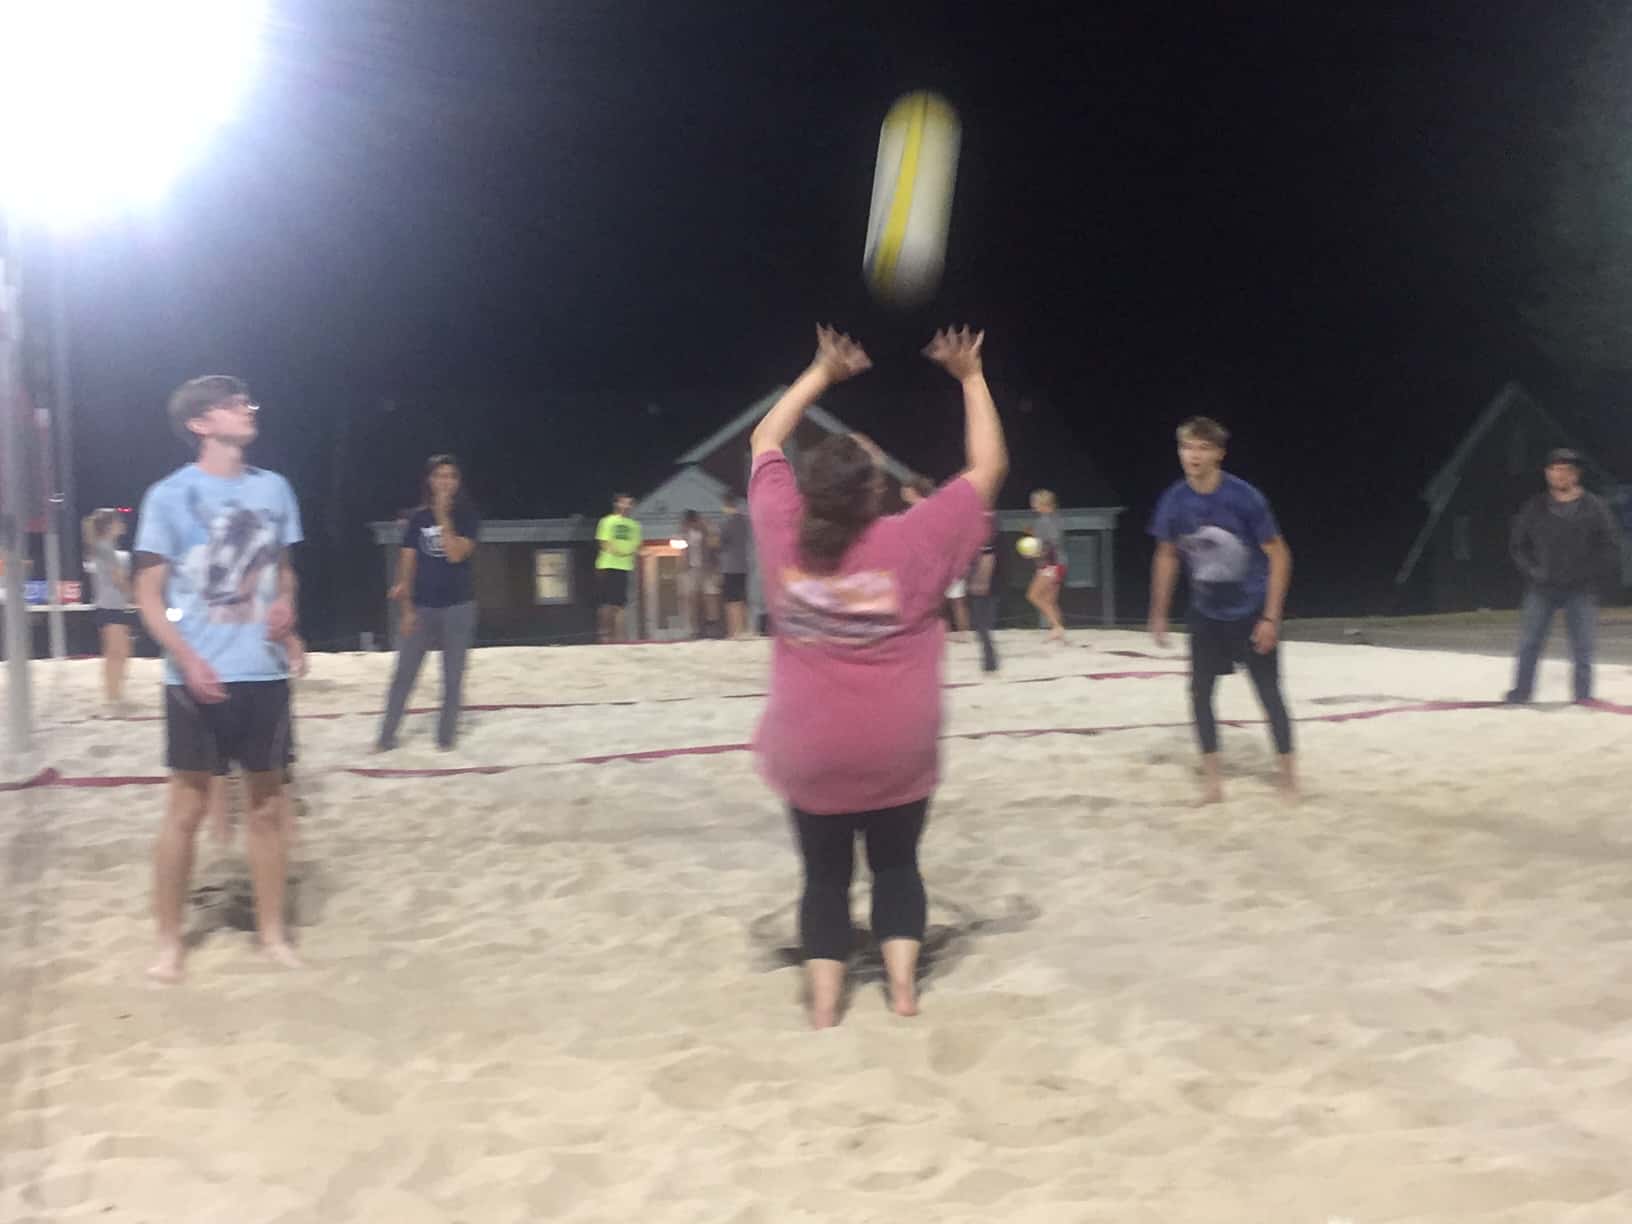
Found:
[133,375,304,983]
[1148,416,1296,803]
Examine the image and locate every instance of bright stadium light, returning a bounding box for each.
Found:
[0,0,268,229]
[2,0,268,754]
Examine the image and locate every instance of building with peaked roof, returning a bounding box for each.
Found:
[369,387,1126,645]
[1395,382,1630,612]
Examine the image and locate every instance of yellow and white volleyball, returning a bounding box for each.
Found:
[1016,536,1041,559]
[862,91,961,308]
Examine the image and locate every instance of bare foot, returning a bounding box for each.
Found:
[808,1005,839,1030]
[146,941,185,985]
[888,983,920,1018]
[261,940,305,970]
[1198,781,1225,806]
[1272,757,1299,806]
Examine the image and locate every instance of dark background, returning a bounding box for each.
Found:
[38,1,1624,644]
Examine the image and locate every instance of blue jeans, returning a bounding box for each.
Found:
[1509,588,1597,702]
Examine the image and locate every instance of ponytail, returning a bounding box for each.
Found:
[82,509,118,557]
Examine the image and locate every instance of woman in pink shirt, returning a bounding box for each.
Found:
[749,324,1009,1029]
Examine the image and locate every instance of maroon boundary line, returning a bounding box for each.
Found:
[7,698,1627,791]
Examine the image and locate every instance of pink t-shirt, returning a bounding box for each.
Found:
[749,449,989,815]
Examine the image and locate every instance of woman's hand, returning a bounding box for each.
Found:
[812,324,872,383]
[922,326,985,380]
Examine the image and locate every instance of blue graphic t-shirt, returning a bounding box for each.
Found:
[401,505,480,608]
[1149,473,1280,622]
[134,465,303,684]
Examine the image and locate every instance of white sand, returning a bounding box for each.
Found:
[3,631,1632,1223]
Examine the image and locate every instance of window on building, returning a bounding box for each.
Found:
[1451,515,1472,562]
[534,549,573,604]
[1063,532,1099,588]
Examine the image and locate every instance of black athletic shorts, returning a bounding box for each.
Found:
[722,572,747,603]
[166,680,292,775]
[93,608,139,631]
[597,567,630,608]
[1188,612,1269,680]
[212,715,296,777]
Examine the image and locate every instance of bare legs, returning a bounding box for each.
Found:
[100,623,131,706]
[149,773,210,983]
[806,958,846,1029]
[597,604,627,643]
[725,600,748,639]
[207,773,231,845]
[1026,571,1065,641]
[244,769,301,967]
[149,769,300,984]
[880,939,921,1017]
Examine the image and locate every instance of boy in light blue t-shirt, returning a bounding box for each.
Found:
[132,375,303,984]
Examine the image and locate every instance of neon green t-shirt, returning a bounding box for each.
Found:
[595,514,641,571]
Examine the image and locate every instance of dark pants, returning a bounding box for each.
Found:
[378,601,477,749]
[1509,587,1597,702]
[969,592,999,671]
[792,800,929,962]
[1189,613,1294,756]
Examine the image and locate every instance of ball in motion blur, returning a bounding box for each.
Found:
[1017,536,1041,559]
[862,91,961,308]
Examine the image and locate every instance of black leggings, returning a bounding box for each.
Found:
[1190,615,1294,756]
[792,800,929,962]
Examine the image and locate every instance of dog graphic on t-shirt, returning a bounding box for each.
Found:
[183,490,284,625]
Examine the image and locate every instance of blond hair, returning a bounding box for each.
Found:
[82,508,120,553]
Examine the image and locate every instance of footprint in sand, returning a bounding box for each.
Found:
[747,894,1041,986]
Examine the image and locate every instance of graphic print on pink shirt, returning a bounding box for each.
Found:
[778,567,902,646]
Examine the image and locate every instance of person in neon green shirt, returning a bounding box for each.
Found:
[595,493,641,642]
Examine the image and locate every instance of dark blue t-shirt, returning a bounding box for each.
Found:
[402,505,480,608]
[1149,474,1280,622]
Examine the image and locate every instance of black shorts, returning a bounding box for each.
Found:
[1188,612,1267,680]
[722,572,748,603]
[212,719,296,776]
[166,680,292,775]
[597,567,630,608]
[94,608,139,631]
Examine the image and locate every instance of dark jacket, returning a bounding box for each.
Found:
[1509,491,1621,592]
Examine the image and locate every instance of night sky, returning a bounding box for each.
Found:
[47,2,1611,641]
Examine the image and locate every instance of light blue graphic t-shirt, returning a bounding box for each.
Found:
[1148,473,1280,622]
[133,465,303,684]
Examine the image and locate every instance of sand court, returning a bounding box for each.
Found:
[4,631,1632,1222]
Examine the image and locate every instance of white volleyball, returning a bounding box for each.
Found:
[862,91,961,308]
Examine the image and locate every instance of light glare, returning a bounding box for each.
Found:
[0,0,267,229]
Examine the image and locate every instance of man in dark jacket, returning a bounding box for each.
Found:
[1506,448,1622,703]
